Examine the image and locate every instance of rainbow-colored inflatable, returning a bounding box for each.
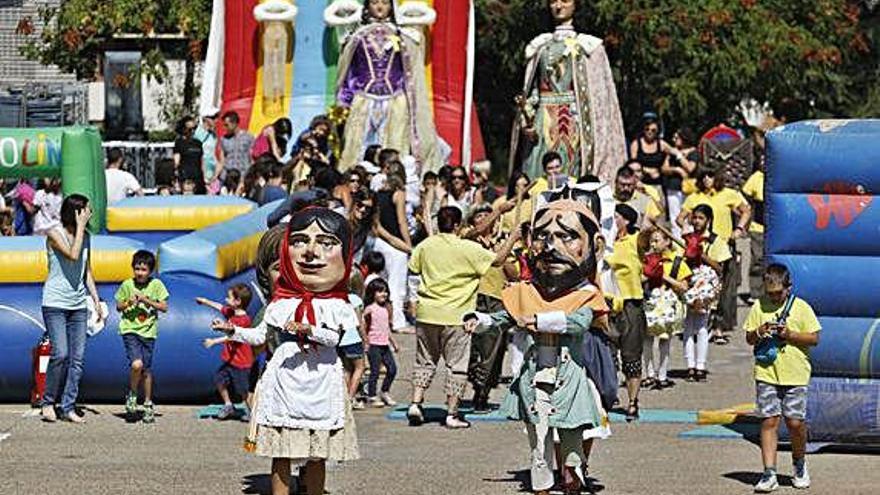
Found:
[199,0,485,166]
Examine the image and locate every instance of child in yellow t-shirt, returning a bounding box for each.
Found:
[681,204,729,382]
[744,264,820,492]
[640,227,690,390]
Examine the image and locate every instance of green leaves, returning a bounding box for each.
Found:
[475,0,878,168]
[17,0,211,80]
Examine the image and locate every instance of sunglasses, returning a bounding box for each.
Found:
[452,174,467,180]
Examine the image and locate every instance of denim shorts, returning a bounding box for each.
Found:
[756,381,808,420]
[338,342,365,360]
[122,333,156,371]
[214,363,250,396]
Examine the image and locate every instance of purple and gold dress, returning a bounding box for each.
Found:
[335,22,440,171]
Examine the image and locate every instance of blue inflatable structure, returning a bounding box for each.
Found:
[1,197,281,403]
[766,120,880,445]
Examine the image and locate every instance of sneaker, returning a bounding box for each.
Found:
[216,404,236,420]
[125,392,138,417]
[407,403,424,426]
[792,462,810,489]
[352,399,366,410]
[380,392,397,407]
[41,405,57,423]
[142,402,155,424]
[754,470,778,493]
[368,396,385,408]
[445,414,471,429]
[65,411,86,424]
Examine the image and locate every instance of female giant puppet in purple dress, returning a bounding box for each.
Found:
[510,0,626,183]
[326,0,441,172]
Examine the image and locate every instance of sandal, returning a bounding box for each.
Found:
[562,466,582,494]
[640,377,656,389]
[696,369,708,382]
[625,399,639,422]
[686,368,697,382]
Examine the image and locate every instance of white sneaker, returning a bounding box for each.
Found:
[792,463,810,489]
[41,406,57,423]
[368,396,385,408]
[754,471,778,493]
[406,403,424,426]
[444,414,471,429]
[65,411,86,424]
[351,399,365,410]
[380,392,397,407]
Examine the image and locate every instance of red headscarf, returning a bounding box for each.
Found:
[272,211,352,327]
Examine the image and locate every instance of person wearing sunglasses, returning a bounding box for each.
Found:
[629,114,669,202]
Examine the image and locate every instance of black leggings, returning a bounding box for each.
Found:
[615,299,646,378]
[367,345,397,396]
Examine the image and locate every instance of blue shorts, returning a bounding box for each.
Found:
[214,363,250,397]
[338,342,365,360]
[122,333,156,371]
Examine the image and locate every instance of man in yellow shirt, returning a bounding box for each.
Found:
[744,264,820,492]
[742,166,764,302]
[606,204,646,421]
[407,206,520,429]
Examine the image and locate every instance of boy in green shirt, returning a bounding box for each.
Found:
[115,250,169,423]
[744,264,820,492]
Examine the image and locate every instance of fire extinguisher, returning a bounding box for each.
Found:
[31,334,52,406]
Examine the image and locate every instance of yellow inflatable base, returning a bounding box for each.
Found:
[697,403,757,425]
[107,205,254,232]
[0,249,141,284]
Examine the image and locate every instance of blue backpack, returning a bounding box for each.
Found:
[754,295,795,365]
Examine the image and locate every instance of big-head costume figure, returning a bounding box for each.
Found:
[467,186,614,494]
[510,0,626,183]
[218,208,359,495]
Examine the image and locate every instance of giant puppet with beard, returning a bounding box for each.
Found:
[215,208,359,495]
[466,186,615,495]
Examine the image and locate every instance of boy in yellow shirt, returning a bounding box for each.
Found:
[744,264,820,492]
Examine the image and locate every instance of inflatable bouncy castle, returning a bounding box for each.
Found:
[765,120,880,444]
[0,127,276,402]
[199,0,485,167]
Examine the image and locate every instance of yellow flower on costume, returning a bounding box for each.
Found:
[386,34,401,52]
[563,37,580,57]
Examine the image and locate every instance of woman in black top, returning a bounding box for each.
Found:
[372,160,413,332]
[173,116,207,194]
[629,116,668,192]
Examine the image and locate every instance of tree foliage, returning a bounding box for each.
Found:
[476,0,879,168]
[18,0,212,82]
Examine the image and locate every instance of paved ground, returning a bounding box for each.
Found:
[1,242,876,494]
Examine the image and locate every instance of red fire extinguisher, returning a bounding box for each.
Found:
[31,335,52,406]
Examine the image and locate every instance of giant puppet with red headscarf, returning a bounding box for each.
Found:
[465,185,617,495]
[214,208,359,495]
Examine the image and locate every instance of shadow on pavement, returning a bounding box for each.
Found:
[242,473,303,495]
[723,471,793,487]
[481,469,530,492]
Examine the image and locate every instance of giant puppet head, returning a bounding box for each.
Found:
[275,208,353,300]
[529,185,601,299]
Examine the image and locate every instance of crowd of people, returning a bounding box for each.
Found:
[11,101,819,495]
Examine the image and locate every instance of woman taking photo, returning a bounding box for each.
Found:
[373,160,413,333]
[41,194,104,423]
